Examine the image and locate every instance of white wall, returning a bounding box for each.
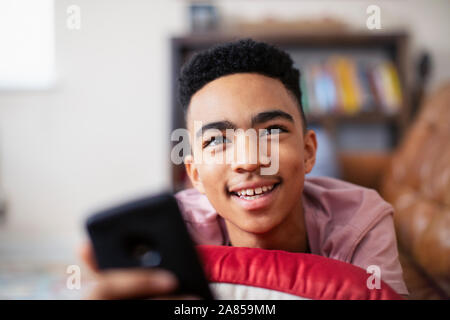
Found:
[0,0,449,260]
[0,0,187,258]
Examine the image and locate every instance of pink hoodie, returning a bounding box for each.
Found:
[175,176,409,295]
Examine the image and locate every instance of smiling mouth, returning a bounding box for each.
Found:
[229,183,281,201]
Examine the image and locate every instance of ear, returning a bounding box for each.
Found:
[184,154,206,194]
[303,129,317,174]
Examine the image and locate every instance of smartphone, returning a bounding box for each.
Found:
[85,192,214,300]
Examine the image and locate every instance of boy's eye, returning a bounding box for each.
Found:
[203,135,231,148]
[260,125,288,136]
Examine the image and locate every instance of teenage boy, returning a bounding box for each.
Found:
[80,39,408,299]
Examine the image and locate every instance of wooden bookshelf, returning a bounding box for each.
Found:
[169,31,411,191]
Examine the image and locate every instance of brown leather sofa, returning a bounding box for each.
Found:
[380,83,450,299]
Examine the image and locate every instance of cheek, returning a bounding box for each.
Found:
[197,163,228,194]
[278,140,305,174]
[278,142,306,191]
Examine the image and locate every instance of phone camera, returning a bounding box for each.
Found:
[132,244,162,267]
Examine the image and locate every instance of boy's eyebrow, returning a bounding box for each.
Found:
[196,109,294,138]
[196,120,236,138]
[251,109,294,126]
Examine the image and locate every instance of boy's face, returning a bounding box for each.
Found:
[184,73,317,235]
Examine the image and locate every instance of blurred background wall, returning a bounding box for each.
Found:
[0,0,186,259]
[0,0,449,261]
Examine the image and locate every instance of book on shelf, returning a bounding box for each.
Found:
[299,56,403,117]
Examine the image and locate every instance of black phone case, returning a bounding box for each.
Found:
[86,192,214,300]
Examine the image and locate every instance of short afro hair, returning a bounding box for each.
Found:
[178,38,307,130]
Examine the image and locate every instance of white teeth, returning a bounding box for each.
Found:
[242,194,263,200]
[233,184,276,198]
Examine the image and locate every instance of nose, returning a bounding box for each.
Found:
[230,132,270,173]
[232,158,260,173]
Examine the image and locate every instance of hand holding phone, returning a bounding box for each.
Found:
[84,192,214,300]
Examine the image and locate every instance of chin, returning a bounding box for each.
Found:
[238,218,280,235]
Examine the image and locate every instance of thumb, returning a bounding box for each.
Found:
[77,241,99,273]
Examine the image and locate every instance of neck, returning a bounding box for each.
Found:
[224,200,308,253]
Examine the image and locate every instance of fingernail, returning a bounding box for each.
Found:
[152,270,177,288]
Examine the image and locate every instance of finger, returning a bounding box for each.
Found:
[77,241,99,273]
[86,269,178,300]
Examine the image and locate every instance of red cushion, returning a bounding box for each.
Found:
[196,245,402,300]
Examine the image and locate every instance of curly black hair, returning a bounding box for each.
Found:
[178,38,307,130]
